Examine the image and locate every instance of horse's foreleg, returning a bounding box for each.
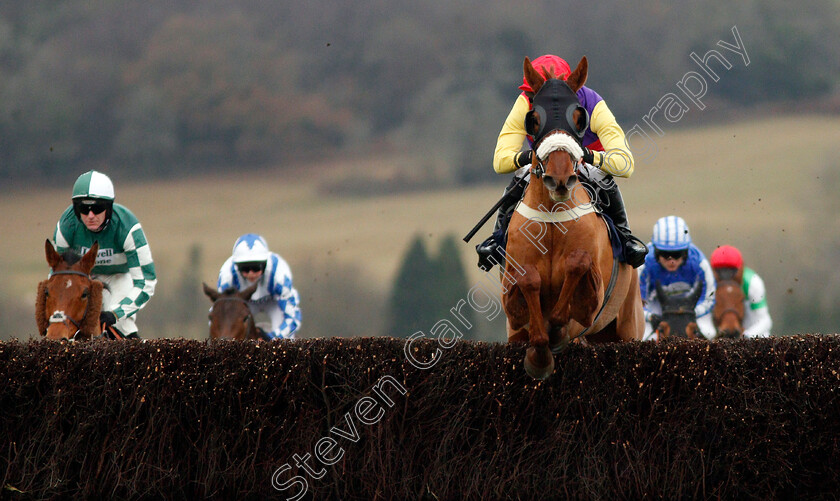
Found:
[657,321,671,340]
[548,250,601,350]
[514,265,553,380]
[686,322,699,340]
[503,279,530,344]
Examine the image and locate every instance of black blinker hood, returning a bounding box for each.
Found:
[528,78,589,146]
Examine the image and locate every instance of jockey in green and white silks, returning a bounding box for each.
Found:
[217,233,301,340]
[53,170,157,337]
[710,245,772,338]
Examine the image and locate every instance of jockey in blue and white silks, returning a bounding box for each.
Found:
[217,233,301,340]
[638,216,716,341]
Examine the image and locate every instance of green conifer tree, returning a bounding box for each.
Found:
[387,235,436,337]
[433,234,476,340]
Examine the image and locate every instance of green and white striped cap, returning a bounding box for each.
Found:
[72,170,115,201]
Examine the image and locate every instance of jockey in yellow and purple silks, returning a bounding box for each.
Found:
[476,54,648,271]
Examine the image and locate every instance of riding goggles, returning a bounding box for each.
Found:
[74,200,109,215]
[237,261,266,274]
[655,249,688,261]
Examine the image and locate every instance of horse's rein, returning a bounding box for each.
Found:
[47,270,93,341]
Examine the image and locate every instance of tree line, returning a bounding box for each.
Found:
[1,1,837,187]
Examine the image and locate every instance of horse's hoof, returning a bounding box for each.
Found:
[550,335,571,354]
[524,346,554,380]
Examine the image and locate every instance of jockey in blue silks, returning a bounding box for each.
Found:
[217,233,301,340]
[638,216,716,340]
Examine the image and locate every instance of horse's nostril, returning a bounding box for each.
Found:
[566,175,578,190]
[543,176,557,191]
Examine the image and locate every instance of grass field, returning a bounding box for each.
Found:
[3,113,840,340]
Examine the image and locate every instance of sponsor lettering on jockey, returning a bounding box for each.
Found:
[79,246,116,266]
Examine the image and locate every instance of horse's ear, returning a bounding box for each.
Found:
[565,56,588,93]
[654,279,667,305]
[82,280,104,339]
[45,239,62,269]
[79,242,99,274]
[36,280,49,336]
[735,267,744,285]
[203,282,221,302]
[239,281,259,301]
[523,57,545,97]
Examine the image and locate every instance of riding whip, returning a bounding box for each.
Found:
[463,175,528,243]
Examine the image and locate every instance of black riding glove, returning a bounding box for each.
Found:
[582,147,595,166]
[100,311,117,328]
[514,150,532,169]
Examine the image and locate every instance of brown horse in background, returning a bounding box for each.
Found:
[654,278,702,340]
[36,239,103,341]
[713,269,746,339]
[502,56,644,380]
[203,282,264,340]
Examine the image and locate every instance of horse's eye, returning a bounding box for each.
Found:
[81,288,89,299]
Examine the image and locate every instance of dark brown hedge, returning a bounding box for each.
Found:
[1,335,839,500]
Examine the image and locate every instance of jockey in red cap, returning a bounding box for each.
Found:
[710,245,744,270]
[476,54,647,271]
[710,245,773,338]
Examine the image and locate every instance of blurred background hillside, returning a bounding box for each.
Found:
[1,1,839,340]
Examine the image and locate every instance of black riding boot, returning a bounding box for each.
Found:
[589,171,648,268]
[475,174,527,271]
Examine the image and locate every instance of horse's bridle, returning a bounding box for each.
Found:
[530,136,582,181]
[47,270,93,341]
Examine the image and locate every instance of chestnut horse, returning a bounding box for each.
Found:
[654,279,702,340]
[502,56,644,379]
[36,239,104,341]
[712,269,746,339]
[202,282,264,340]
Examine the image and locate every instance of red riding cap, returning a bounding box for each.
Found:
[710,245,744,269]
[519,54,572,94]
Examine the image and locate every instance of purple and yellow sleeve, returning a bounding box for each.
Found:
[493,95,531,174]
[492,92,635,179]
[589,100,635,178]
